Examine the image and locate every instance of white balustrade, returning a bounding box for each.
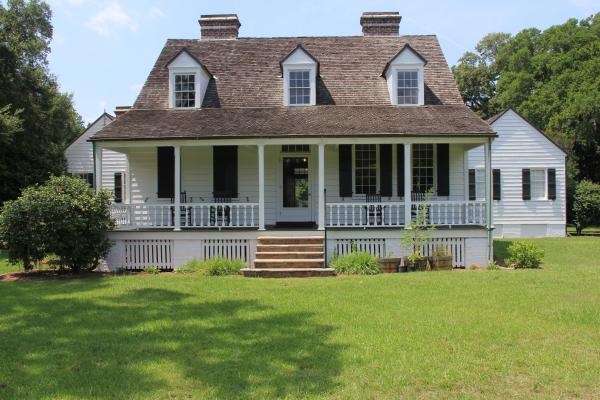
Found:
[325,202,405,227]
[411,201,487,226]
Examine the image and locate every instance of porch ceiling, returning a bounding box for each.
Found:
[91,105,495,141]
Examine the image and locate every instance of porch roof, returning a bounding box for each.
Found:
[91,105,494,141]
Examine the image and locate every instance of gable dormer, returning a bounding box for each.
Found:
[166,49,212,109]
[382,44,427,106]
[280,45,319,106]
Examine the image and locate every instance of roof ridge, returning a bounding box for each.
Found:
[165,34,438,42]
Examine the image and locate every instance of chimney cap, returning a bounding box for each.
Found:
[360,11,401,37]
[199,13,241,39]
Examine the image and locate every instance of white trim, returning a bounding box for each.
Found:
[283,67,317,106]
[167,51,210,109]
[352,144,380,195]
[530,168,548,201]
[257,144,265,230]
[318,144,325,230]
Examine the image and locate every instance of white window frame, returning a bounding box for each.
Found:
[287,70,312,106]
[474,168,486,201]
[173,73,197,108]
[352,144,380,196]
[411,143,436,193]
[530,168,547,201]
[283,67,316,106]
[396,69,420,105]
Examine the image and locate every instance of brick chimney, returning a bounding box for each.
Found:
[199,14,241,40]
[360,12,401,36]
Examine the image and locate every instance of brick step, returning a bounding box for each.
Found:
[256,244,324,253]
[242,268,336,278]
[254,259,325,269]
[257,236,324,245]
[255,251,324,259]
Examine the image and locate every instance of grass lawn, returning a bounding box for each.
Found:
[0,250,19,274]
[1,237,600,399]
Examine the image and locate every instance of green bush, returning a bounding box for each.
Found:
[573,180,600,235]
[205,257,244,276]
[506,241,544,268]
[144,266,160,274]
[486,260,500,270]
[177,258,208,274]
[0,176,114,271]
[330,251,381,275]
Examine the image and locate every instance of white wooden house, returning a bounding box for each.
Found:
[468,109,567,238]
[65,113,127,197]
[91,12,497,275]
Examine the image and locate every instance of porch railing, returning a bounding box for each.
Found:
[110,203,259,229]
[411,200,487,226]
[326,202,405,227]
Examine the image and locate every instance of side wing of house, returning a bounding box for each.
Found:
[65,113,127,194]
[468,109,567,238]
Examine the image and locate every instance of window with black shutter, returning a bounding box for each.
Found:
[114,172,123,203]
[86,173,94,187]
[493,169,501,201]
[522,169,531,200]
[436,144,449,196]
[379,144,392,196]
[213,146,238,197]
[338,145,352,197]
[397,144,404,197]
[157,147,174,198]
[468,169,476,201]
[548,168,556,200]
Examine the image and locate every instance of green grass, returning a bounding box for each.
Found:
[0,250,19,274]
[567,224,600,234]
[1,238,600,399]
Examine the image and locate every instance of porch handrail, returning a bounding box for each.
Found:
[411,200,487,226]
[325,201,405,228]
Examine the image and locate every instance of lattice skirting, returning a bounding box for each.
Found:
[123,239,174,270]
[202,239,250,263]
[332,239,387,258]
[418,237,465,268]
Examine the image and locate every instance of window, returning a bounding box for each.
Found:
[397,70,419,105]
[530,169,547,200]
[355,144,377,195]
[282,145,310,153]
[288,70,310,105]
[174,74,196,108]
[475,169,485,200]
[75,173,94,187]
[412,144,434,193]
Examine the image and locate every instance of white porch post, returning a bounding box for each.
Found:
[404,143,412,227]
[174,144,181,231]
[258,144,265,230]
[317,143,325,230]
[126,154,132,204]
[94,144,102,192]
[484,138,493,261]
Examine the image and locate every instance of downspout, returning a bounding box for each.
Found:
[487,136,494,262]
[92,141,97,191]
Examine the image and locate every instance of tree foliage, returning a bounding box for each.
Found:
[0,176,114,271]
[0,0,84,203]
[453,14,600,184]
[572,180,600,235]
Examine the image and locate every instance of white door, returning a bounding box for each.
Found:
[279,155,312,222]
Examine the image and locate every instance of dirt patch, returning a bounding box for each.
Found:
[0,269,110,282]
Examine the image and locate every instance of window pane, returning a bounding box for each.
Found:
[476,169,485,200]
[412,144,433,193]
[530,169,546,199]
[289,70,311,105]
[355,144,377,195]
[397,70,419,105]
[174,74,196,108]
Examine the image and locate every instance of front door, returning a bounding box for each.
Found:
[279,156,311,222]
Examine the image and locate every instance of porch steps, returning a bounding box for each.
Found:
[244,236,335,278]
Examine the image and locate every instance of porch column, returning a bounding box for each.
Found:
[174,144,181,231]
[258,144,265,230]
[484,138,493,260]
[317,143,325,230]
[94,144,102,192]
[126,154,132,204]
[404,143,412,227]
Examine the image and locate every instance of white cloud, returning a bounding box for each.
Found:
[85,2,138,36]
[149,6,165,20]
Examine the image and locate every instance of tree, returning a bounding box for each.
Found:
[0,176,114,271]
[572,180,600,235]
[0,0,84,203]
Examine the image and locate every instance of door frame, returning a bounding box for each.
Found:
[277,149,314,223]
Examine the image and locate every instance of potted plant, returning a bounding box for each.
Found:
[401,192,436,271]
[431,245,453,270]
[378,252,401,273]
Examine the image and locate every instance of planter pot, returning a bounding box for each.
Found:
[402,257,429,271]
[431,255,453,270]
[378,257,401,273]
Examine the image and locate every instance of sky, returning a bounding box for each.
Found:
[43,0,598,124]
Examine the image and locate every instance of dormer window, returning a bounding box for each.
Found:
[174,74,196,108]
[166,48,211,109]
[382,44,427,106]
[281,45,319,106]
[397,70,419,105]
[289,70,311,105]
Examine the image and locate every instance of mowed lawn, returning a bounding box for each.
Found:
[1,238,600,399]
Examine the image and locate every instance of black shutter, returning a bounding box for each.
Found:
[522,169,531,200]
[493,169,501,201]
[213,146,238,196]
[157,147,174,198]
[114,172,123,203]
[548,168,556,200]
[437,144,450,196]
[339,144,352,197]
[379,144,392,196]
[86,173,94,187]
[468,169,476,201]
[397,144,405,197]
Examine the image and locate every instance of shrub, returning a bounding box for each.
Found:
[573,180,600,235]
[0,176,114,271]
[506,241,544,268]
[177,258,208,274]
[204,257,245,276]
[144,266,160,274]
[486,260,500,270]
[330,251,381,275]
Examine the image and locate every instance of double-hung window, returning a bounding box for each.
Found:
[475,169,486,200]
[355,144,377,195]
[397,70,419,105]
[288,70,310,105]
[174,74,196,108]
[412,144,434,193]
[530,169,547,200]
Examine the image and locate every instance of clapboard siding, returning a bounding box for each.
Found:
[468,109,566,236]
